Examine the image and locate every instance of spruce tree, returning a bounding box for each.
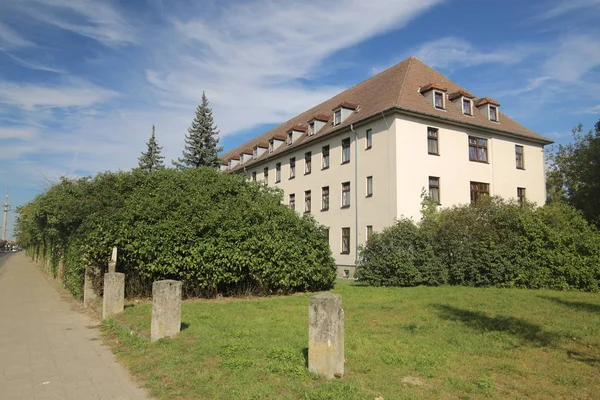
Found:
[174,91,223,168]
[138,125,165,172]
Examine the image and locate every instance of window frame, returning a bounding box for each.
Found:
[515,145,525,169]
[322,145,330,170]
[366,176,373,197]
[321,186,329,211]
[304,190,311,213]
[275,162,281,183]
[434,90,445,110]
[366,225,373,240]
[468,136,488,163]
[305,151,312,175]
[470,181,490,203]
[366,128,372,150]
[341,138,351,164]
[334,109,342,125]
[427,127,439,155]
[289,193,295,211]
[341,227,350,254]
[462,98,473,116]
[489,105,499,122]
[251,171,256,181]
[268,140,274,153]
[308,122,315,136]
[428,176,440,204]
[263,167,268,184]
[341,181,351,208]
[517,187,526,204]
[289,157,296,179]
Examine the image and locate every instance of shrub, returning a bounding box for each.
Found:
[16,168,336,298]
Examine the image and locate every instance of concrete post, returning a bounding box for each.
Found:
[83,266,99,308]
[308,293,344,379]
[102,272,125,319]
[151,280,182,342]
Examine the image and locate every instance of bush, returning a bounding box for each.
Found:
[356,197,600,291]
[16,168,336,298]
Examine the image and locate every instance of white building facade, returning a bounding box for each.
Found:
[221,57,552,277]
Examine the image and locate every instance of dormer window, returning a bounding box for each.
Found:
[268,139,274,153]
[434,91,444,109]
[308,122,315,136]
[253,148,258,159]
[489,105,498,122]
[334,109,341,125]
[287,131,293,145]
[462,98,473,116]
[332,101,357,126]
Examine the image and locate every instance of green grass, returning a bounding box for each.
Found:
[102,281,600,399]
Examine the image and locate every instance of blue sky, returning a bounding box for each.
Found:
[1,0,600,239]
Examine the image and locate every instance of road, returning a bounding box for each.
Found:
[0,252,150,400]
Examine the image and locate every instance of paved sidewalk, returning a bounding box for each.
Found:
[0,252,150,400]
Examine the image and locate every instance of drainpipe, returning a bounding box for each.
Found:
[350,123,359,266]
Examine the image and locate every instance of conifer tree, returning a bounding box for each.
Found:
[138,125,165,172]
[174,91,223,168]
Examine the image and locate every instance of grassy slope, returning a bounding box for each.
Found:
[103,282,600,399]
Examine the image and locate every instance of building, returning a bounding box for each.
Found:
[220,56,553,277]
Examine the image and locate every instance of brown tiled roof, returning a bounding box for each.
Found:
[475,97,501,107]
[241,149,253,155]
[287,124,307,132]
[230,155,240,160]
[448,90,475,100]
[222,56,552,170]
[255,141,268,148]
[420,83,447,92]
[309,114,330,122]
[333,101,358,110]
[272,134,286,141]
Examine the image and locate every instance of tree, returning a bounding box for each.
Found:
[138,125,165,172]
[547,119,600,226]
[174,91,223,168]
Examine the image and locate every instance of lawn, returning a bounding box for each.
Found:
[102,281,600,399]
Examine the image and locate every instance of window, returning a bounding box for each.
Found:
[289,157,296,179]
[269,140,274,153]
[342,138,351,164]
[470,181,489,203]
[334,109,341,125]
[515,145,524,169]
[341,182,351,207]
[462,98,472,115]
[287,131,293,145]
[341,227,350,254]
[366,225,373,240]
[428,127,439,155]
[489,105,498,122]
[322,145,330,169]
[289,193,295,211]
[469,136,488,162]
[305,152,312,174]
[428,176,440,204]
[434,91,444,109]
[321,186,329,211]
[366,128,372,149]
[305,190,311,213]
[324,228,329,243]
[263,167,268,184]
[253,148,258,159]
[517,187,526,204]
[366,176,373,197]
[275,162,281,183]
[343,269,350,279]
[308,122,315,136]
[251,171,256,181]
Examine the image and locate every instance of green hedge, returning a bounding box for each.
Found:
[356,198,600,291]
[16,168,336,298]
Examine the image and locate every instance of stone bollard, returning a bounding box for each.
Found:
[151,280,182,343]
[308,293,344,379]
[102,272,125,319]
[83,266,100,308]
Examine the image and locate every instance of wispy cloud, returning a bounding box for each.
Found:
[0,126,38,140]
[0,22,35,50]
[411,37,530,69]
[6,53,66,74]
[0,79,118,110]
[538,0,600,20]
[576,104,600,115]
[544,35,600,82]
[14,0,136,46]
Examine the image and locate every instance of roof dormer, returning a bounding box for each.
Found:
[420,83,447,110]
[229,155,240,168]
[307,114,329,136]
[269,134,285,153]
[253,142,268,159]
[332,101,358,126]
[240,149,253,164]
[475,97,501,122]
[449,90,475,116]
[286,124,307,145]
[220,162,229,172]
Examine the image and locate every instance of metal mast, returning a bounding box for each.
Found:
[2,190,9,241]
